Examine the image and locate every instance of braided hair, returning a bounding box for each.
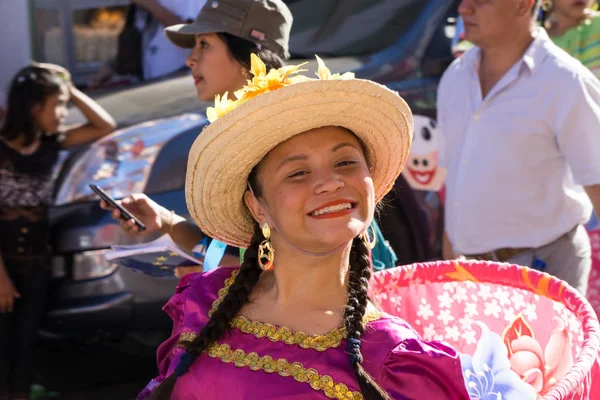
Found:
[345,236,393,400]
[150,229,391,400]
[149,223,264,400]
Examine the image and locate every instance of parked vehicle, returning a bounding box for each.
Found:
[42,0,459,346]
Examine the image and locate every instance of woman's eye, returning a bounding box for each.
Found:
[287,170,309,179]
[199,40,209,49]
[336,160,358,167]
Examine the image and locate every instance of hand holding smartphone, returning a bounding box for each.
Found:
[89,184,147,231]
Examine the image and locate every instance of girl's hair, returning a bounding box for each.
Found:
[0,65,65,146]
[217,32,286,71]
[150,165,391,400]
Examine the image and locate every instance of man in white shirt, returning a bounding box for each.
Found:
[89,0,206,87]
[438,0,600,294]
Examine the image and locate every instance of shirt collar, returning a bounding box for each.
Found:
[461,27,550,75]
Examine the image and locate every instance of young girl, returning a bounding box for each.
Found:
[0,63,116,400]
[543,0,600,77]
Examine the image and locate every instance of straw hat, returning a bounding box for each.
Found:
[186,55,413,248]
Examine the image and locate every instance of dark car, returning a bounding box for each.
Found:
[42,0,459,346]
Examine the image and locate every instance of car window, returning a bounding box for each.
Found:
[286,0,429,58]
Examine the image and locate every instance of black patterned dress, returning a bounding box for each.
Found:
[0,133,63,395]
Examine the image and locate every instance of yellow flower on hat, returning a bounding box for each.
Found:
[206,54,355,123]
[315,55,355,80]
[234,54,309,104]
[206,92,237,123]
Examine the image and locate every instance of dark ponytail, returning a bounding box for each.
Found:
[345,236,393,400]
[149,223,264,400]
[217,32,286,71]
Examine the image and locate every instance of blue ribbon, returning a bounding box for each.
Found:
[203,239,227,272]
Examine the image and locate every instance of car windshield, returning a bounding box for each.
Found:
[286,0,429,57]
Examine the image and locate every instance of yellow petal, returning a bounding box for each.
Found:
[338,72,355,80]
[250,53,266,77]
[315,55,331,80]
[206,107,218,123]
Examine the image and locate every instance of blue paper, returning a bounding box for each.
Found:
[106,234,203,278]
[112,250,202,278]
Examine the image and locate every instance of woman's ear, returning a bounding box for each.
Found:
[244,190,267,226]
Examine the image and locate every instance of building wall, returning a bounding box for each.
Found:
[0,0,32,118]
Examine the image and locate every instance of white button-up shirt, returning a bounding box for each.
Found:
[438,28,600,254]
[139,0,206,80]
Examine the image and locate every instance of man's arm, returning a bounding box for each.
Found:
[585,184,600,218]
[132,0,185,26]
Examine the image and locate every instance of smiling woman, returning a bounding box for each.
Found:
[138,55,470,400]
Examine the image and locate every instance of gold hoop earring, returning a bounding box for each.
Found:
[362,226,377,250]
[258,222,275,271]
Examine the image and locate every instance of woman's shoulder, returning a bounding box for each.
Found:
[163,266,239,330]
[363,313,469,398]
[363,312,460,370]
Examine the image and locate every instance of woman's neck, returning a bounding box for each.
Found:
[3,132,42,154]
[257,241,352,313]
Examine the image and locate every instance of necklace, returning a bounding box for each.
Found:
[0,137,41,155]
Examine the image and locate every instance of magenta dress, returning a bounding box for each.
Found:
[138,266,469,400]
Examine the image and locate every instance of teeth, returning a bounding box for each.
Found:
[312,203,352,216]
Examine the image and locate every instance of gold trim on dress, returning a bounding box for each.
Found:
[206,342,363,400]
[201,268,383,351]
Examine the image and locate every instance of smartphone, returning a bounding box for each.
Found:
[89,184,146,231]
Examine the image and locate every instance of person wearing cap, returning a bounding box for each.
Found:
[101,0,294,268]
[137,55,469,400]
[103,0,399,273]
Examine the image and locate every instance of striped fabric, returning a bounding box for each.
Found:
[552,15,600,79]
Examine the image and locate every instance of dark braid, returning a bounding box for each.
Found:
[150,223,264,400]
[344,236,393,400]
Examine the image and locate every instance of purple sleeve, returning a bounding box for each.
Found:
[377,338,470,400]
[137,273,202,400]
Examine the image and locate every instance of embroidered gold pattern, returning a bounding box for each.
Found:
[230,312,382,351]
[208,269,239,317]
[206,343,363,400]
[177,331,197,347]
[194,269,384,351]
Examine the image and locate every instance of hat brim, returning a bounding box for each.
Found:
[165,22,228,48]
[185,79,413,248]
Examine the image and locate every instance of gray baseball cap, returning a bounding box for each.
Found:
[165,0,293,59]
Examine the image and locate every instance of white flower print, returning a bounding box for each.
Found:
[463,329,477,345]
[484,299,501,318]
[465,302,479,317]
[493,288,511,307]
[423,323,437,341]
[459,315,473,331]
[437,309,455,325]
[437,291,454,309]
[477,285,493,301]
[445,326,461,342]
[453,286,468,303]
[511,292,526,310]
[523,303,537,321]
[504,307,516,322]
[442,282,456,294]
[417,302,434,321]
